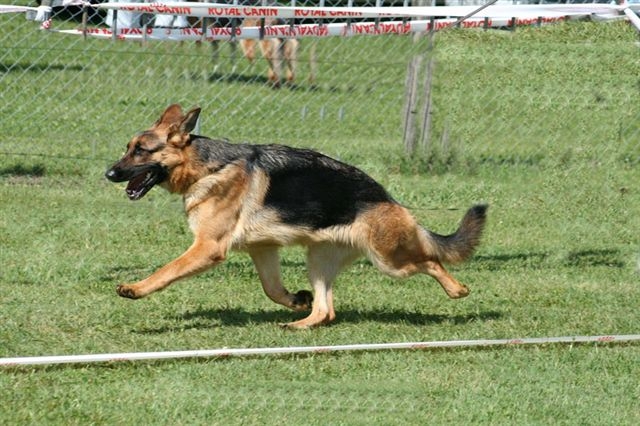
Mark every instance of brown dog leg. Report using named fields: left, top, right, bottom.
left=283, top=38, right=298, bottom=83
left=116, top=239, right=225, bottom=299
left=260, top=38, right=282, bottom=87
left=363, top=203, right=472, bottom=299
left=418, top=259, right=470, bottom=299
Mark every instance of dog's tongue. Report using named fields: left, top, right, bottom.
left=126, top=172, right=149, bottom=200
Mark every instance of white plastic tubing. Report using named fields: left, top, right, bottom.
left=2, top=334, right=639, bottom=367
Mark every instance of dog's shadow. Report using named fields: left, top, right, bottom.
left=206, top=72, right=355, bottom=93
left=138, top=308, right=502, bottom=334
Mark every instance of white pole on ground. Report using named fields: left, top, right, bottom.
left=1, top=334, right=639, bottom=367
left=623, top=7, right=640, bottom=32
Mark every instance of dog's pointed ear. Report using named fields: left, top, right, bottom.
left=179, top=107, right=201, bottom=135
left=154, top=104, right=184, bottom=129
left=167, top=107, right=201, bottom=148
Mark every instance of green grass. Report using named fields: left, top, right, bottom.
left=1, top=13, right=640, bottom=425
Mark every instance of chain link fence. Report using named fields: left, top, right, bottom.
left=2, top=0, right=425, bottom=159
left=1, top=2, right=639, bottom=241
left=2, top=3, right=640, bottom=421
left=2, top=1, right=639, bottom=163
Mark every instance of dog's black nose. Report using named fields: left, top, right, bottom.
left=105, top=168, right=120, bottom=182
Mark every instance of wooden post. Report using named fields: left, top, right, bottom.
left=309, top=0, right=325, bottom=85
left=402, top=55, right=422, bottom=155
left=81, top=5, right=88, bottom=40
left=419, top=18, right=436, bottom=152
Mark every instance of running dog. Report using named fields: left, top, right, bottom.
left=105, top=104, right=488, bottom=329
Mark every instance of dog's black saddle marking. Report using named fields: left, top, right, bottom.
left=192, top=138, right=393, bottom=230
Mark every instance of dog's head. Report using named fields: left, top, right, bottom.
left=105, top=104, right=200, bottom=200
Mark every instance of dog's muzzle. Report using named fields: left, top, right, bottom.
left=105, top=164, right=167, bottom=201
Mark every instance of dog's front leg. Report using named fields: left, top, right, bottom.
left=117, top=238, right=225, bottom=299
left=260, top=38, right=282, bottom=86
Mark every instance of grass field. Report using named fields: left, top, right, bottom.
left=1, top=12, right=640, bottom=425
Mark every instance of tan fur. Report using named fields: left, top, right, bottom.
left=109, top=105, right=486, bottom=329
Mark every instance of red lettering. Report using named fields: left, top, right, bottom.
left=379, top=23, right=410, bottom=34
left=329, top=11, right=362, bottom=17
left=434, top=22, right=453, bottom=31
left=299, top=26, right=311, bottom=36
left=208, top=7, right=240, bottom=16
left=86, top=28, right=110, bottom=35
left=351, top=23, right=376, bottom=34
left=181, top=28, right=202, bottom=36
left=295, top=10, right=327, bottom=18
left=121, top=28, right=142, bottom=35
left=242, top=7, right=277, bottom=17
left=460, top=20, right=484, bottom=28
left=210, top=27, right=232, bottom=36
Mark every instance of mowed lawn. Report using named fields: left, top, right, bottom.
left=1, top=15, right=639, bottom=425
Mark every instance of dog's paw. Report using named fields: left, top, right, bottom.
left=279, top=312, right=333, bottom=329
left=450, top=285, right=470, bottom=299
left=291, top=290, right=313, bottom=311
left=116, top=284, right=141, bottom=299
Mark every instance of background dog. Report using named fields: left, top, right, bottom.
left=105, top=104, right=487, bottom=329
left=239, top=18, right=299, bottom=87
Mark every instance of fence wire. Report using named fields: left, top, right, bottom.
left=2, top=2, right=638, bottom=164
left=2, top=3, right=640, bottom=423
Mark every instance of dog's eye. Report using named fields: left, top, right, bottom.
left=133, top=144, right=144, bottom=155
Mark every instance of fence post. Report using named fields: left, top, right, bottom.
left=402, top=55, right=422, bottom=155
left=419, top=28, right=436, bottom=152
left=81, top=5, right=88, bottom=40
left=403, top=0, right=439, bottom=156
left=112, top=10, right=118, bottom=41
left=309, top=0, right=326, bottom=85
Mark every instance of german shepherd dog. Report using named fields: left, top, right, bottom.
left=239, top=18, right=299, bottom=87
left=105, top=104, right=488, bottom=329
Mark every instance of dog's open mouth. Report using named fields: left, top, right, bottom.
left=125, top=167, right=167, bottom=200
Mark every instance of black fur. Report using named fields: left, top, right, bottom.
left=192, top=137, right=392, bottom=229
left=263, top=150, right=392, bottom=229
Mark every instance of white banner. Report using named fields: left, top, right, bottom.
left=52, top=16, right=578, bottom=41
left=0, top=5, right=37, bottom=13
left=95, top=2, right=636, bottom=20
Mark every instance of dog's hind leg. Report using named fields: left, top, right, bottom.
left=363, top=203, right=478, bottom=299
left=282, top=244, right=359, bottom=329
left=248, top=246, right=313, bottom=311
left=283, top=38, right=298, bottom=84
left=416, top=259, right=470, bottom=299
left=371, top=234, right=471, bottom=299
left=260, top=38, right=282, bottom=87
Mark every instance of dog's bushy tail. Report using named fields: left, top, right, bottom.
left=425, top=204, right=488, bottom=264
